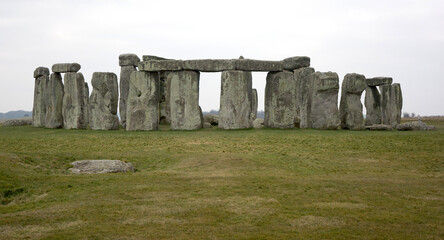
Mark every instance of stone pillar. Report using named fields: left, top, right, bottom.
left=62, top=72, right=89, bottom=129
left=390, top=83, right=403, bottom=127
left=264, top=71, right=296, bottom=129
left=126, top=71, right=159, bottom=131
left=44, top=72, right=64, bottom=128
left=219, top=70, right=253, bottom=129
left=295, top=67, right=315, bottom=128
left=167, top=70, right=203, bottom=130
left=32, top=67, right=50, bottom=127
left=379, top=84, right=391, bottom=125
left=364, top=86, right=381, bottom=126
left=89, top=72, right=119, bottom=130
left=119, top=53, right=140, bottom=128
left=310, top=72, right=340, bottom=130
left=339, top=73, right=366, bottom=130
left=251, top=88, right=258, bottom=121
left=83, top=82, right=90, bottom=128
left=159, top=71, right=171, bottom=124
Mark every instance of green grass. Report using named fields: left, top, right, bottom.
left=0, top=124, right=443, bottom=239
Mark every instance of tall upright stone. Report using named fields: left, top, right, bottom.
left=364, top=86, right=381, bottom=126
left=119, top=53, right=140, bottom=128
left=83, top=83, right=90, bottom=128
left=89, top=72, right=119, bottom=130
left=339, top=73, right=366, bottom=130
left=264, top=71, right=296, bottom=129
left=390, top=83, right=403, bottom=127
left=219, top=70, right=253, bottom=129
left=159, top=71, right=171, bottom=124
left=32, top=67, right=50, bottom=127
left=44, top=73, right=64, bottom=128
left=62, top=72, right=88, bottom=129
left=167, top=70, right=203, bottom=130
left=251, top=89, right=258, bottom=120
left=126, top=71, right=159, bottom=131
left=295, top=67, right=315, bottom=128
left=379, top=84, right=391, bottom=125
left=309, top=72, right=340, bottom=129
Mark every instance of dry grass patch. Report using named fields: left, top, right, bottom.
left=291, top=215, right=345, bottom=230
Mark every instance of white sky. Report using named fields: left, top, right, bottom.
left=0, top=0, right=443, bottom=115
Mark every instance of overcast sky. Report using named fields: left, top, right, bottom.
left=0, top=0, right=443, bottom=115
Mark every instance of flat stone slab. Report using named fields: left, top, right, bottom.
left=52, top=63, right=81, bottom=73
left=3, top=119, right=32, bottom=126
left=142, top=55, right=170, bottom=61
left=396, top=121, right=435, bottom=131
left=139, top=60, right=183, bottom=71
left=183, top=59, right=235, bottom=72
left=366, top=77, right=393, bottom=87
left=235, top=59, right=283, bottom=71
left=34, top=67, right=50, bottom=78
left=365, top=124, right=393, bottom=131
left=69, top=160, right=135, bottom=174
left=119, top=53, right=140, bottom=67
left=282, top=56, right=310, bottom=70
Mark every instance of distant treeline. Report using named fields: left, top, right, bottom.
left=0, top=110, right=32, bottom=119
left=203, top=110, right=265, bottom=119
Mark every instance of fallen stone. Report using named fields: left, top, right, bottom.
left=203, top=122, right=212, bottom=128
left=390, top=83, right=403, bottom=127
left=32, top=67, right=49, bottom=127
left=119, top=53, right=140, bottom=67
left=294, top=67, right=315, bottom=128
left=62, top=73, right=88, bottom=129
left=70, top=160, right=134, bottom=174
left=183, top=59, right=235, bottom=72
left=119, top=65, right=137, bottom=128
left=251, top=89, right=258, bottom=121
left=34, top=67, right=50, bottom=78
left=396, top=121, right=435, bottom=131
left=265, top=70, right=296, bottom=129
left=282, top=56, right=310, bottom=70
left=365, top=124, right=393, bottom=130
left=364, top=86, right=381, bottom=126
left=52, top=63, right=81, bottom=73
left=339, top=73, right=366, bottom=130
left=142, top=55, right=170, bottom=61
left=44, top=73, right=64, bottom=128
left=138, top=60, right=183, bottom=71
left=203, top=114, right=219, bottom=125
left=253, top=118, right=264, bottom=129
left=89, top=72, right=119, bottom=130
left=126, top=71, right=159, bottom=130
left=366, top=77, right=393, bottom=87
left=235, top=59, right=283, bottom=72
left=310, top=71, right=340, bottom=130
left=3, top=119, right=32, bottom=126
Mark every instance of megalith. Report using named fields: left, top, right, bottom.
left=89, top=72, right=119, bottom=130
left=309, top=72, right=340, bottom=130
left=126, top=71, right=159, bottom=131
left=119, top=53, right=140, bottom=128
left=32, top=67, right=50, bottom=127
left=44, top=73, right=64, bottom=128
left=379, top=84, right=391, bottom=125
left=364, top=86, right=381, bottom=126
left=264, top=71, right=296, bottom=128
left=62, top=72, right=89, bottom=129
left=295, top=67, right=315, bottom=128
left=219, top=70, right=253, bottom=129
left=159, top=71, right=171, bottom=124
left=251, top=88, right=258, bottom=121
left=339, top=73, right=366, bottom=130
left=390, top=83, right=403, bottom=127
left=167, top=70, right=203, bottom=130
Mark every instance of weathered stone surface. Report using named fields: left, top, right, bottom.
left=265, top=71, right=296, bottom=129
left=396, top=120, right=434, bottom=131
left=167, top=70, right=203, bottom=130
left=366, top=77, right=393, bottom=87
left=219, top=70, right=253, bottom=129
left=379, top=84, right=391, bottom=125
left=365, top=124, right=393, bottom=131
left=3, top=119, right=32, bottom=126
left=142, top=55, right=170, bottom=61
left=253, top=118, right=264, bottom=129
left=126, top=71, right=159, bottom=131
left=159, top=71, right=171, bottom=124
left=89, top=72, right=119, bottom=130
left=62, top=73, right=88, bottom=129
left=138, top=60, right=183, bottom=71
left=203, top=114, right=219, bottom=125
left=119, top=53, right=140, bottom=67
left=52, top=63, right=81, bottom=73
left=295, top=67, right=315, bottom=128
left=235, top=59, right=283, bottom=72
left=364, top=86, right=381, bottom=126
left=119, top=66, right=137, bottom=128
left=183, top=59, right=235, bottom=72
left=251, top=89, right=258, bottom=120
left=32, top=70, right=49, bottom=127
left=390, top=83, right=403, bottom=127
left=44, top=73, right=64, bottom=128
left=83, top=83, right=90, bottom=128
left=339, top=73, right=366, bottom=130
left=70, top=160, right=134, bottom=174
left=282, top=56, right=310, bottom=70
left=310, top=72, right=340, bottom=129
left=203, top=122, right=212, bottom=128
left=34, top=67, right=50, bottom=78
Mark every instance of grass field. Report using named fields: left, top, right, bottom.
left=0, top=121, right=443, bottom=239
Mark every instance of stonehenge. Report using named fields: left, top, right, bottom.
left=32, top=54, right=404, bottom=131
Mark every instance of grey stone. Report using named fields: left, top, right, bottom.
left=70, top=160, right=134, bottom=174
left=83, top=82, right=90, bottom=128
left=366, top=77, right=393, bottom=87
left=364, top=86, right=381, bottom=126
left=203, top=122, right=212, bottom=128
left=119, top=53, right=140, bottom=67
left=309, top=72, right=340, bottom=130
left=264, top=71, right=296, bottom=129
left=253, top=118, right=264, bottom=129
left=235, top=59, right=283, bottom=72
left=365, top=124, right=393, bottom=131
left=251, top=89, right=258, bottom=120
left=183, top=59, right=235, bottom=72
left=32, top=71, right=49, bottom=127
left=167, top=70, right=203, bottom=130
left=89, top=72, right=119, bottom=130
left=339, top=73, right=366, bottom=130
left=379, top=84, right=391, bottom=125
left=295, top=67, right=315, bottom=128
left=159, top=71, right=171, bottom=124
left=219, top=70, right=253, bottom=129
left=390, top=83, right=403, bottom=127
left=282, top=56, right=310, bottom=70
left=396, top=120, right=434, bottom=131
left=34, top=67, right=50, bottom=78
left=119, top=65, right=137, bottom=128
left=62, top=73, right=88, bottom=129
left=126, top=71, right=159, bottom=131
left=203, top=114, right=219, bottom=125
left=52, top=63, right=81, bottom=73
left=138, top=60, right=183, bottom=71
left=44, top=73, right=64, bottom=128
left=142, top=55, right=170, bottom=61
left=3, top=119, right=32, bottom=126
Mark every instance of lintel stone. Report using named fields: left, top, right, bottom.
left=142, top=55, right=170, bottom=61
left=138, top=60, right=183, bottom=71
left=282, top=56, right=310, bottom=70
left=52, top=63, right=81, bottom=73
left=366, top=77, right=393, bottom=87
left=34, top=67, right=50, bottom=78
left=119, top=53, right=140, bottom=67
left=235, top=59, right=283, bottom=72
left=183, top=59, right=235, bottom=72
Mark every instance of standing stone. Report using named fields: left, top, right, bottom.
left=119, top=53, right=140, bottom=128
left=89, top=72, right=119, bottom=130
left=295, top=67, right=315, bottom=128
left=309, top=72, right=340, bottom=130
left=390, top=83, right=403, bottom=127
left=44, top=73, right=64, bottom=128
left=167, top=70, right=203, bottom=130
left=264, top=71, right=296, bottom=129
left=126, top=71, right=159, bottom=131
left=219, top=70, right=253, bottom=129
left=62, top=73, right=88, bottom=129
left=83, top=83, right=90, bottom=128
left=159, top=71, right=171, bottom=124
left=32, top=67, right=49, bottom=127
left=364, top=86, right=381, bottom=126
left=251, top=89, right=258, bottom=121
left=339, top=73, right=366, bottom=130
left=379, top=84, right=391, bottom=125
